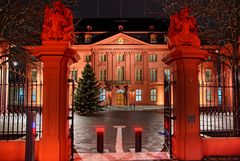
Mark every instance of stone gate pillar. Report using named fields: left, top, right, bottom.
left=163, top=46, right=207, bottom=160
left=34, top=41, right=79, bottom=161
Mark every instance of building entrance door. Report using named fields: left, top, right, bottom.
left=116, top=92, right=124, bottom=105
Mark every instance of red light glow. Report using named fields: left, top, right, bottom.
left=134, top=128, right=143, bottom=132
left=96, top=127, right=105, bottom=133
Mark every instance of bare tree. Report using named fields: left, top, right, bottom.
left=158, top=0, right=240, bottom=134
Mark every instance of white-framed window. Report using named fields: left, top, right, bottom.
left=150, top=89, right=157, bottom=102
left=206, top=89, right=212, bottom=102
left=117, top=54, right=124, bottom=61
left=71, top=69, right=78, bottom=82
left=135, top=53, right=142, bottom=61
left=85, top=55, right=91, bottom=62
left=31, top=69, right=37, bottom=82
left=136, top=89, right=142, bottom=102
left=100, top=54, right=107, bottom=62
left=150, top=69, right=157, bottom=82
left=205, top=68, right=212, bottom=82
left=135, top=69, right=143, bottom=81
left=100, top=69, right=107, bottom=81
left=149, top=54, right=157, bottom=62
left=32, top=87, right=37, bottom=102
left=118, top=66, right=124, bottom=81
left=99, top=89, right=106, bottom=101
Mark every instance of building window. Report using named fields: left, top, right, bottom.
left=84, top=34, right=92, bottom=43
left=71, top=69, right=78, bottom=82
left=100, top=54, right=107, bottom=62
left=99, top=89, right=106, bottom=101
left=85, top=55, right=91, bottom=62
left=218, top=87, right=222, bottom=105
left=164, top=68, right=171, bottom=80
left=117, top=54, right=124, bottom=61
left=32, top=87, right=37, bottom=102
left=118, top=66, right=124, bottom=81
left=135, top=69, right=143, bottom=81
left=32, top=69, right=37, bottom=82
left=150, top=69, right=157, bottom=82
left=205, top=69, right=212, bottom=82
left=149, top=54, right=157, bottom=62
left=100, top=69, right=107, bottom=81
left=150, top=89, right=157, bottom=102
left=206, top=89, right=212, bottom=102
left=135, top=53, right=142, bottom=61
left=150, top=34, right=157, bottom=43
left=136, top=89, right=142, bottom=102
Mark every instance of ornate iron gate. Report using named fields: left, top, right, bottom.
left=68, top=79, right=75, bottom=161
left=163, top=72, right=172, bottom=157
left=0, top=64, right=43, bottom=140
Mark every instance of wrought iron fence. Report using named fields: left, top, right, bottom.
left=199, top=61, right=240, bottom=137
left=0, top=64, right=43, bottom=140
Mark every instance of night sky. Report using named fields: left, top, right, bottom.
left=70, top=0, right=165, bottom=18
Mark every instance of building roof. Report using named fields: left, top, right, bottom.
left=74, top=18, right=169, bottom=44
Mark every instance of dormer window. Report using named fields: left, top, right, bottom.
left=150, top=34, right=157, bottom=43
left=84, top=34, right=92, bottom=43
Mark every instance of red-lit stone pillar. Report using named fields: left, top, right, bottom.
left=34, top=41, right=79, bottom=161
left=162, top=46, right=207, bottom=160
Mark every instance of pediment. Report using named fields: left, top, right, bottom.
left=93, top=33, right=148, bottom=45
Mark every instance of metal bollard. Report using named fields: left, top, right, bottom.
left=96, top=128, right=104, bottom=153
left=134, top=128, right=142, bottom=152
left=25, top=111, right=36, bottom=161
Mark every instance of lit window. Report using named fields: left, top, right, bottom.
left=150, top=34, right=157, bottom=43
left=136, top=89, right=142, bottom=102
left=99, top=89, right=106, bottom=101
left=149, top=54, right=157, bottom=62
left=84, top=34, right=92, bottom=43
left=206, top=89, right=212, bottom=102
left=150, top=89, right=157, bottom=102
left=205, top=69, right=212, bottom=82
left=118, top=67, right=124, bottom=81
left=135, top=53, right=142, bottom=61
left=135, top=69, right=143, bottom=81
left=117, top=54, right=124, bottom=61
left=85, top=55, right=91, bottom=62
left=32, top=69, right=37, bottom=82
left=164, top=68, right=171, bottom=81
left=100, top=69, right=107, bottom=81
left=100, top=54, right=107, bottom=62
left=150, top=69, right=157, bottom=82
left=218, top=87, right=222, bottom=105
left=32, top=87, right=37, bottom=102
left=72, top=69, right=78, bottom=81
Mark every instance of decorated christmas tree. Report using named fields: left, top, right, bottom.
left=74, top=63, right=103, bottom=115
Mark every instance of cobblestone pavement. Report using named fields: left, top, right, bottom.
left=73, top=109, right=165, bottom=153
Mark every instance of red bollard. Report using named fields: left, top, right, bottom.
left=134, top=128, right=142, bottom=152
left=96, top=128, right=104, bottom=153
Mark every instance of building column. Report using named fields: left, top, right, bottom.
left=34, top=41, right=79, bottom=161
left=162, top=46, right=207, bottom=160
